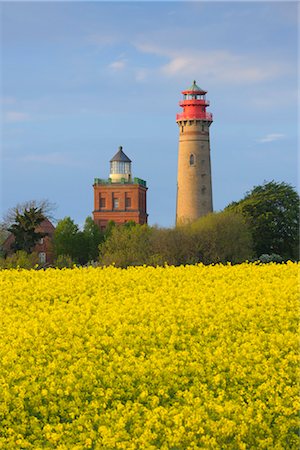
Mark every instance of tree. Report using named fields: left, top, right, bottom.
left=8, top=207, right=47, bottom=254
left=3, top=199, right=55, bottom=228
left=99, top=223, right=153, bottom=267
left=188, top=211, right=253, bottom=264
left=151, top=226, right=197, bottom=266
left=53, top=217, right=81, bottom=263
left=83, top=216, right=103, bottom=262
left=226, top=181, right=299, bottom=260
left=1, top=199, right=56, bottom=255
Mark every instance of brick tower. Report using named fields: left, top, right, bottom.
left=93, top=146, right=148, bottom=230
left=176, top=81, right=213, bottom=225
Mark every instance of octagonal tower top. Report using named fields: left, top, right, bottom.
left=182, top=80, right=207, bottom=95
left=176, top=80, right=213, bottom=123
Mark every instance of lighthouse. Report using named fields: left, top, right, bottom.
left=176, top=81, right=213, bottom=225
left=93, top=146, right=148, bottom=230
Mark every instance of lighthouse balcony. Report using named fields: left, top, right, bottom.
left=179, top=99, right=210, bottom=107
left=94, top=177, right=147, bottom=187
left=176, top=112, right=213, bottom=122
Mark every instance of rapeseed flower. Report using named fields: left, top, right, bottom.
left=0, top=263, right=298, bottom=448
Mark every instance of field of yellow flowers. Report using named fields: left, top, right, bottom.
left=0, top=263, right=299, bottom=449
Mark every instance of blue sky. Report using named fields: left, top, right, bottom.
left=1, top=1, right=298, bottom=227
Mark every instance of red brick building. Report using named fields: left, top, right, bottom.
left=93, top=146, right=148, bottom=230
left=2, top=218, right=55, bottom=265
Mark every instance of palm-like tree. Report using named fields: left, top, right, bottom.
left=8, top=207, right=46, bottom=254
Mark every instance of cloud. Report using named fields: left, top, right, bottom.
left=108, top=59, right=127, bottom=71
left=135, top=43, right=291, bottom=84
left=258, top=133, right=285, bottom=143
left=4, top=111, right=30, bottom=123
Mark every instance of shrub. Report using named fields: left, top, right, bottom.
left=0, top=251, right=39, bottom=269
left=188, top=211, right=254, bottom=264
left=55, top=254, right=74, bottom=269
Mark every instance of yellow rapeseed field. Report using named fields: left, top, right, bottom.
left=0, top=263, right=299, bottom=449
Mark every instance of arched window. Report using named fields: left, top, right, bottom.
left=190, top=154, right=195, bottom=165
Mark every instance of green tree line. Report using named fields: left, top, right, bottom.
left=1, top=181, right=298, bottom=268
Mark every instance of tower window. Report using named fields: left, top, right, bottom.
left=113, top=198, right=119, bottom=209
left=181, top=126, right=184, bottom=133
left=100, top=198, right=106, bottom=208
left=125, top=197, right=131, bottom=208
left=189, top=154, right=195, bottom=166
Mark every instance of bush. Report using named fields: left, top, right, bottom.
left=150, top=226, right=197, bottom=266
left=99, top=224, right=153, bottom=267
left=188, top=211, right=254, bottom=264
left=55, top=254, right=74, bottom=269
left=0, top=251, right=39, bottom=269
left=98, top=212, right=253, bottom=268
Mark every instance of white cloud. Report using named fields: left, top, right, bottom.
left=4, top=111, right=30, bottom=123
left=162, top=51, right=287, bottom=83
left=135, top=43, right=291, bottom=84
left=258, top=133, right=285, bottom=143
left=109, top=59, right=127, bottom=71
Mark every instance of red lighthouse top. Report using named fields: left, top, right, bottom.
left=176, top=81, right=213, bottom=123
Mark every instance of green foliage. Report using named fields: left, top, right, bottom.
left=99, top=224, right=153, bottom=267
left=188, top=211, right=254, bottom=264
left=151, top=227, right=197, bottom=266
left=99, top=212, right=253, bottom=267
left=226, top=181, right=299, bottom=260
left=53, top=217, right=104, bottom=266
left=53, top=217, right=80, bottom=263
left=83, top=216, right=103, bottom=262
left=104, top=220, right=116, bottom=240
left=8, top=207, right=46, bottom=254
left=0, top=251, right=39, bottom=269
left=55, top=254, right=74, bottom=269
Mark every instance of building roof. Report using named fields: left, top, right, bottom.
left=110, top=146, right=132, bottom=163
left=36, top=218, right=55, bottom=235
left=183, top=80, right=207, bottom=94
